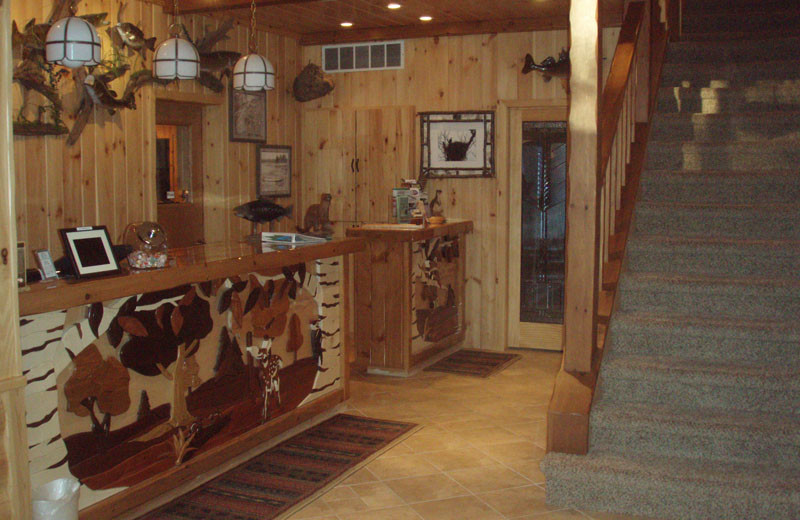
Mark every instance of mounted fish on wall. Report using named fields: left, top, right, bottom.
left=11, top=0, right=239, bottom=144
left=522, top=48, right=570, bottom=92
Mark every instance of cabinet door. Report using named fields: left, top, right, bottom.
left=355, top=107, right=416, bottom=224
left=301, top=108, right=356, bottom=235
left=301, top=106, right=416, bottom=230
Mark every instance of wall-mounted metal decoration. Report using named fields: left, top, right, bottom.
left=419, top=111, right=495, bottom=184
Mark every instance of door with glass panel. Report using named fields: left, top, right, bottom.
left=508, top=108, right=568, bottom=351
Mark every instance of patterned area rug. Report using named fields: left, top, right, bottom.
left=139, top=414, right=418, bottom=520
left=424, top=348, right=521, bottom=378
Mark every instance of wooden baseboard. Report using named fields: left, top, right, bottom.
left=410, top=331, right=465, bottom=367
left=79, top=390, right=345, bottom=520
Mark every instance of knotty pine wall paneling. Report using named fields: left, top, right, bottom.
left=12, top=0, right=302, bottom=262
left=301, top=29, right=619, bottom=351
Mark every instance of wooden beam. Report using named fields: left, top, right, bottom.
left=174, top=0, right=320, bottom=15
left=299, top=17, right=570, bottom=46
left=563, top=0, right=601, bottom=374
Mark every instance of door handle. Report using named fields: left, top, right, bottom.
left=355, top=158, right=360, bottom=172
left=350, top=158, right=355, bottom=173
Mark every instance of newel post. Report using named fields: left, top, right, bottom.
left=564, top=0, right=601, bottom=373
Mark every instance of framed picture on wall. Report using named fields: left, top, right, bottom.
left=229, top=86, right=267, bottom=143
left=59, top=226, right=121, bottom=279
left=419, top=111, right=495, bottom=180
left=257, top=145, right=292, bottom=198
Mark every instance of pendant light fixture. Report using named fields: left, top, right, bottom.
left=153, top=0, right=200, bottom=80
left=233, top=0, right=275, bottom=91
left=45, top=7, right=101, bottom=68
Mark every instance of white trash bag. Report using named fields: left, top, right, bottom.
left=32, top=477, right=80, bottom=520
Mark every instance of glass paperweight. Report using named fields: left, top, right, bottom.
left=123, top=222, right=169, bottom=270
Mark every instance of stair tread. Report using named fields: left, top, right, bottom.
left=603, top=354, right=800, bottom=382
left=628, top=234, right=800, bottom=249
left=544, top=451, right=800, bottom=488
left=638, top=200, right=800, bottom=211
left=612, top=310, right=800, bottom=336
left=593, top=402, right=800, bottom=436
left=643, top=168, right=800, bottom=177
left=620, top=271, right=800, bottom=289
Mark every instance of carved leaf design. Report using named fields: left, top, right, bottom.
left=287, top=313, right=303, bottom=354
left=108, top=320, right=123, bottom=348
left=219, top=288, right=233, bottom=313
left=231, top=292, right=243, bottom=329
left=179, top=287, right=196, bottom=306
left=298, top=262, right=307, bottom=285
left=118, top=316, right=148, bottom=337
left=265, top=313, right=287, bottom=338
left=288, top=280, right=297, bottom=300
left=171, top=306, right=184, bottom=336
left=88, top=302, right=103, bottom=338
left=244, top=286, right=262, bottom=315
left=198, top=281, right=213, bottom=298
left=282, top=266, right=294, bottom=282
left=155, top=303, right=171, bottom=330
left=265, top=279, right=275, bottom=305
left=120, top=296, right=138, bottom=316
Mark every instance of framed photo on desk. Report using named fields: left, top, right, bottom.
left=59, top=226, right=121, bottom=279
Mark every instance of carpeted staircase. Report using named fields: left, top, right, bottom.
left=541, top=1, right=800, bottom=518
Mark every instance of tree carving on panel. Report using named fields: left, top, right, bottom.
left=413, top=237, right=461, bottom=347
left=51, top=264, right=333, bottom=492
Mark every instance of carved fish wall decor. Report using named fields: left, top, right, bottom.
left=107, top=3, right=156, bottom=59
left=234, top=200, right=293, bottom=224
left=522, top=48, right=571, bottom=82
left=83, top=75, right=136, bottom=115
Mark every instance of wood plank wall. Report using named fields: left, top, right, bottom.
left=301, top=29, right=619, bottom=352
left=12, top=0, right=302, bottom=263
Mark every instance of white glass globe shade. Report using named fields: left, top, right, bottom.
left=233, top=53, right=275, bottom=91
left=45, top=17, right=101, bottom=68
left=153, top=37, right=200, bottom=80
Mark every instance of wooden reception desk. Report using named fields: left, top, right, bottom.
left=347, top=220, right=473, bottom=376
left=18, top=238, right=363, bottom=519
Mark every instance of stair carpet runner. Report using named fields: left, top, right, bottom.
left=542, top=1, right=800, bottom=518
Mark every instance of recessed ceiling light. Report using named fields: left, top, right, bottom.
left=340, top=21, right=353, bottom=27
left=387, top=2, right=402, bottom=9
left=419, top=15, right=433, bottom=22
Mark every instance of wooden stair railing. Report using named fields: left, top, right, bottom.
left=547, top=0, right=669, bottom=455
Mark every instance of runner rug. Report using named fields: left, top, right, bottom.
left=424, top=348, right=521, bottom=378
left=139, top=414, right=419, bottom=520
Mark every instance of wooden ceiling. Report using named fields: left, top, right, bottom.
left=168, top=0, right=625, bottom=45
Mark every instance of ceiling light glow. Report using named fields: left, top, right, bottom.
left=387, top=3, right=402, bottom=9
left=419, top=15, right=433, bottom=22
left=341, top=21, right=353, bottom=27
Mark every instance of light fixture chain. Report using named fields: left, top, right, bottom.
left=249, top=0, right=257, bottom=53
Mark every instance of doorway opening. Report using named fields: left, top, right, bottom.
left=155, top=100, right=205, bottom=248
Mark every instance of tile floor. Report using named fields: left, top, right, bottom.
left=287, top=349, right=643, bottom=520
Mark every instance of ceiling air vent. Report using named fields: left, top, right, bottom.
left=322, top=41, right=404, bottom=73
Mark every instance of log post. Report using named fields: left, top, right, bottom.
left=564, top=0, right=601, bottom=373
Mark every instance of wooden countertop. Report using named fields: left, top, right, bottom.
left=346, top=219, right=473, bottom=241
left=18, top=238, right=364, bottom=316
